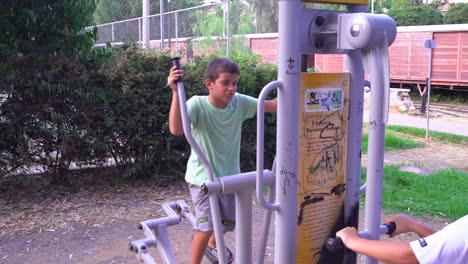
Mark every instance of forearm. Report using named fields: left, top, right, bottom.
left=347, top=238, right=418, bottom=264
left=264, top=98, right=277, bottom=113
left=408, top=220, right=435, bottom=238
left=169, top=91, right=184, bottom=135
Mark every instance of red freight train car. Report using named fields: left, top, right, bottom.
left=314, top=24, right=468, bottom=90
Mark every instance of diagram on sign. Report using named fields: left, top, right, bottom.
left=305, top=88, right=343, bottom=112
left=301, top=111, right=346, bottom=192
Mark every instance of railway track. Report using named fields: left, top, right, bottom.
left=413, top=101, right=468, bottom=118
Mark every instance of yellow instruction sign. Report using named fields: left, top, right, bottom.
left=296, top=73, right=349, bottom=263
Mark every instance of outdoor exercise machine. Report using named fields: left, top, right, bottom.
left=129, top=0, right=397, bottom=263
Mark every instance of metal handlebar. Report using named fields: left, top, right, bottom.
left=171, top=57, right=228, bottom=264
left=256, top=80, right=282, bottom=211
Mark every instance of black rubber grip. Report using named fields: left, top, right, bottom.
left=171, top=57, right=183, bottom=83
left=172, top=57, right=181, bottom=69
left=384, top=221, right=397, bottom=235
left=326, top=236, right=344, bottom=253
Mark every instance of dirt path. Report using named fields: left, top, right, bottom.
left=1, top=140, right=466, bottom=264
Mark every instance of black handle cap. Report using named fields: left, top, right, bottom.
left=326, top=237, right=344, bottom=253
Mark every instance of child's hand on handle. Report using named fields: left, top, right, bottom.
left=336, top=227, right=360, bottom=248
left=385, top=214, right=415, bottom=237
left=386, top=213, right=434, bottom=238
left=167, top=66, right=183, bottom=92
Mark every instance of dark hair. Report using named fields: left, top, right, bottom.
left=205, top=58, right=240, bottom=81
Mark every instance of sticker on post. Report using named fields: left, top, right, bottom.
left=305, top=88, right=343, bottom=112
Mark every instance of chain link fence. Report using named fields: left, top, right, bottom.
left=86, top=1, right=280, bottom=54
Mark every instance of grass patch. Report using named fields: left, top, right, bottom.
left=387, top=125, right=468, bottom=144
left=361, top=165, right=468, bottom=221
left=362, top=129, right=424, bottom=154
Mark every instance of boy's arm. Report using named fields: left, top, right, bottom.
left=168, top=66, right=184, bottom=136
left=337, top=227, right=418, bottom=264
left=387, top=214, right=435, bottom=238
left=264, top=98, right=277, bottom=113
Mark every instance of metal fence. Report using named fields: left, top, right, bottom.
left=86, top=1, right=279, bottom=56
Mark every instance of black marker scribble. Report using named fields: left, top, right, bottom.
left=297, top=194, right=325, bottom=225
left=309, top=150, right=334, bottom=175
left=296, top=184, right=346, bottom=225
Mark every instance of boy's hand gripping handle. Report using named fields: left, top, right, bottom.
left=326, top=222, right=396, bottom=253
left=171, top=57, right=183, bottom=83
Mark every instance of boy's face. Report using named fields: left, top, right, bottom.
left=205, top=72, right=239, bottom=109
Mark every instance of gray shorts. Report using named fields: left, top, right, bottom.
left=189, top=184, right=236, bottom=232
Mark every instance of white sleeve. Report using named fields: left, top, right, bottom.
left=409, top=215, right=468, bottom=264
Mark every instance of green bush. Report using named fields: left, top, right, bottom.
left=1, top=42, right=278, bottom=181
left=443, top=3, right=468, bottom=24
left=0, top=0, right=98, bottom=182
left=89, top=45, right=188, bottom=179
left=0, top=0, right=278, bottom=181
left=388, top=6, right=443, bottom=26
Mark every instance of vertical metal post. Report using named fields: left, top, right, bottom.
left=142, top=0, right=150, bottom=49
left=175, top=12, right=179, bottom=53
left=167, top=0, right=172, bottom=51
left=275, top=0, right=301, bottom=263
left=111, top=23, right=115, bottom=45
left=138, top=18, right=142, bottom=46
left=235, top=188, right=253, bottom=263
left=160, top=0, right=165, bottom=50
left=226, top=0, right=230, bottom=57
left=344, top=6, right=367, bottom=264
left=344, top=50, right=364, bottom=264
left=425, top=39, right=436, bottom=140
left=363, top=48, right=387, bottom=264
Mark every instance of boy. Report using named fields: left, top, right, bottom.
left=167, top=58, right=277, bottom=264
left=336, top=213, right=468, bottom=264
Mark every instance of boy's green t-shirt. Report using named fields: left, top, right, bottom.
left=185, top=93, right=258, bottom=187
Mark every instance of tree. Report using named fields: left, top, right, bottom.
left=443, top=3, right=468, bottom=24
left=246, top=0, right=278, bottom=33
left=0, top=0, right=97, bottom=56
left=388, top=5, right=442, bottom=26
left=0, top=0, right=98, bottom=181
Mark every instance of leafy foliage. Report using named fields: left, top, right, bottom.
left=91, top=46, right=190, bottom=179
left=388, top=5, right=442, bottom=26
left=443, top=3, right=468, bottom=24
left=0, top=0, right=98, bottom=182
left=0, top=0, right=97, bottom=57
left=1, top=36, right=278, bottom=182
left=245, top=0, right=278, bottom=33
